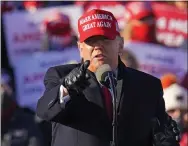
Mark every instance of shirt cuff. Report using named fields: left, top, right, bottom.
left=59, top=85, right=71, bottom=105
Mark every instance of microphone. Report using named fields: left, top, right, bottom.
left=95, top=64, right=118, bottom=146
left=95, top=64, right=117, bottom=89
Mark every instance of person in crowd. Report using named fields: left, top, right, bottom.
left=163, top=83, right=188, bottom=146
left=121, top=2, right=157, bottom=43
left=23, top=1, right=44, bottom=13
left=1, top=69, right=14, bottom=99
left=119, top=49, right=139, bottom=69
left=36, top=9, right=180, bottom=146
left=1, top=1, right=15, bottom=13
left=160, top=73, right=178, bottom=89
left=167, top=1, right=188, bottom=11
left=41, top=11, right=77, bottom=51
left=1, top=70, right=47, bottom=146
left=181, top=72, right=188, bottom=90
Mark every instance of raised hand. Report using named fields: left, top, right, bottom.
left=62, top=60, right=90, bottom=92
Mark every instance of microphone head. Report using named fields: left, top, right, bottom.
left=95, top=64, right=112, bottom=86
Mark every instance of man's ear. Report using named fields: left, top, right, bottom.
left=118, top=36, right=124, bottom=53
left=77, top=41, right=83, bottom=58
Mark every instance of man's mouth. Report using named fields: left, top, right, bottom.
left=94, top=54, right=106, bottom=61
left=95, top=54, right=104, bottom=58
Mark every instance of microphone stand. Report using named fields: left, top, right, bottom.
left=107, top=72, right=118, bottom=146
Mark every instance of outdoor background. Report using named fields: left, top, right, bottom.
left=1, top=1, right=187, bottom=146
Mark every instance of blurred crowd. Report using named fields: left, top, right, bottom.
left=1, top=1, right=188, bottom=146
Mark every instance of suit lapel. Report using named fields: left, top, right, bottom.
left=117, top=60, right=135, bottom=117
left=82, top=70, right=104, bottom=109
left=116, top=60, right=125, bottom=111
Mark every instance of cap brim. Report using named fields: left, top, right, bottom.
left=79, top=29, right=117, bottom=42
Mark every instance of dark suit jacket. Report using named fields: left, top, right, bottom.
left=36, top=61, right=165, bottom=146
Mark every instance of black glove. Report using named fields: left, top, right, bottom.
left=164, top=114, right=181, bottom=142
left=62, top=60, right=90, bottom=92
left=152, top=114, right=180, bottom=146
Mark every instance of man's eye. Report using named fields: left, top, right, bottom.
left=85, top=39, right=94, bottom=44
left=103, top=38, right=110, bottom=42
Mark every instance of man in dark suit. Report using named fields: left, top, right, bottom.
left=36, top=9, right=179, bottom=146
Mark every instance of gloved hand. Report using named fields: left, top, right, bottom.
left=164, top=114, right=181, bottom=142
left=152, top=113, right=180, bottom=146
left=62, top=60, right=90, bottom=92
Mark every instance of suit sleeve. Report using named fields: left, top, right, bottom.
left=154, top=80, right=180, bottom=146
left=36, top=67, right=70, bottom=122
left=155, top=79, right=166, bottom=132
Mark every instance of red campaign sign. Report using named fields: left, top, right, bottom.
left=152, top=2, right=187, bottom=47
left=79, top=1, right=126, bottom=29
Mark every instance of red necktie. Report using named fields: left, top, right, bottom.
left=102, top=86, right=113, bottom=120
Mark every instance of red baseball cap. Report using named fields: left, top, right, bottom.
left=23, top=1, right=44, bottom=9
left=78, top=9, right=120, bottom=42
left=43, top=12, right=71, bottom=35
left=124, top=2, right=153, bottom=22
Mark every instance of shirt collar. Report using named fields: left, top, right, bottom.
left=113, top=68, right=118, bottom=79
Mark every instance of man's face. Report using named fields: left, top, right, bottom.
left=78, top=35, right=123, bottom=72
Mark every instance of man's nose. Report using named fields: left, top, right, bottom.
left=93, top=40, right=104, bottom=49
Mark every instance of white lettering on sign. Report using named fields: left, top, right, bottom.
left=79, top=14, right=113, bottom=25
left=156, top=32, right=185, bottom=47
left=168, top=19, right=188, bottom=34
left=156, top=17, right=187, bottom=34
left=156, top=17, right=167, bottom=29
left=156, top=16, right=187, bottom=47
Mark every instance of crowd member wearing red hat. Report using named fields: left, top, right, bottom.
left=119, top=49, right=139, bottom=70
left=41, top=11, right=77, bottom=51
left=23, top=1, right=44, bottom=13
left=36, top=9, right=180, bottom=146
left=122, top=2, right=157, bottom=43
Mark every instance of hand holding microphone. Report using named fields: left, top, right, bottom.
left=151, top=113, right=180, bottom=146
left=62, top=60, right=90, bottom=92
